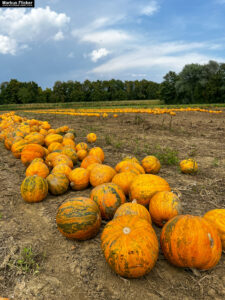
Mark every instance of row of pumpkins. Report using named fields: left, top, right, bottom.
left=0, top=112, right=224, bottom=279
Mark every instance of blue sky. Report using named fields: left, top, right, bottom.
left=0, top=0, right=225, bottom=88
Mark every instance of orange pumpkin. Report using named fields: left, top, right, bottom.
left=81, top=155, right=102, bottom=169
left=69, top=168, right=90, bottom=190
left=62, top=138, right=76, bottom=149
left=180, top=159, right=198, bottom=174
left=112, top=171, right=137, bottom=195
left=86, top=163, right=102, bottom=173
left=48, top=142, right=63, bottom=153
left=24, top=132, right=45, bottom=145
left=62, top=147, right=78, bottom=164
left=101, top=215, right=159, bottom=278
left=21, top=175, right=48, bottom=203
left=39, top=128, right=48, bottom=136
left=90, top=183, right=126, bottom=220
left=45, top=152, right=61, bottom=167
left=122, top=156, right=139, bottom=164
left=45, top=134, right=63, bottom=147
left=52, top=164, right=72, bottom=179
left=114, top=200, right=152, bottom=223
left=87, top=133, right=97, bottom=143
left=149, top=191, right=182, bottom=226
left=46, top=173, right=69, bottom=195
left=89, top=147, right=104, bottom=162
left=11, top=139, right=29, bottom=158
left=129, top=174, right=171, bottom=206
left=64, top=132, right=75, bottom=140
left=161, top=215, right=222, bottom=270
left=90, top=164, right=116, bottom=187
left=51, top=154, right=73, bottom=169
left=141, top=155, right=161, bottom=174
left=56, top=197, right=101, bottom=240
left=115, top=161, right=145, bottom=174
left=204, top=209, right=225, bottom=250
left=21, top=144, right=45, bottom=166
left=25, top=161, right=49, bottom=178
left=77, top=149, right=88, bottom=161
left=75, top=142, right=88, bottom=152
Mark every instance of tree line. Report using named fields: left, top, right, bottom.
left=0, top=60, right=225, bottom=105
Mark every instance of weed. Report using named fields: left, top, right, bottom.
left=153, top=146, right=179, bottom=165
left=105, top=134, right=112, bottom=146
left=188, top=145, right=198, bottom=157
left=133, top=115, right=145, bottom=126
left=212, top=157, right=219, bottom=167
left=0, top=212, right=2, bottom=219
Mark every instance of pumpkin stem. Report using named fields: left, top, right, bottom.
left=123, top=227, right=131, bottom=234
left=132, top=199, right=137, bottom=204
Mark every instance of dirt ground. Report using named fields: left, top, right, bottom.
left=0, top=110, right=225, bottom=300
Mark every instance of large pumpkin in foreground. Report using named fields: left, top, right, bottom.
left=204, top=209, right=225, bottom=250
left=101, top=215, right=159, bottom=278
left=21, top=175, right=48, bottom=203
left=129, top=174, right=171, bottom=206
left=56, top=197, right=101, bottom=240
left=160, top=215, right=222, bottom=270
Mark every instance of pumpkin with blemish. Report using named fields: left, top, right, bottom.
left=46, top=173, right=69, bottom=195
left=90, top=164, right=116, bottom=187
left=75, top=142, right=88, bottom=152
left=81, top=155, right=102, bottom=169
left=56, top=197, right=101, bottom=240
left=21, top=175, right=48, bottom=203
left=129, top=174, right=171, bottom=206
left=69, top=168, right=90, bottom=190
left=160, top=215, right=222, bottom=270
left=180, top=159, right=198, bottom=174
left=52, top=164, right=72, bottom=179
left=62, top=147, right=78, bottom=164
left=51, top=154, right=73, bottom=169
left=141, top=155, right=161, bottom=174
left=87, top=133, right=97, bottom=143
left=112, top=171, right=137, bottom=195
left=48, top=142, right=63, bottom=153
left=90, top=183, right=126, bottom=220
left=24, top=132, right=45, bottom=145
left=26, top=161, right=49, bottom=178
left=45, top=152, right=61, bottom=167
left=101, top=215, right=158, bottom=278
left=21, top=144, right=45, bottom=166
left=115, top=161, right=145, bottom=174
left=44, top=134, right=63, bottom=147
left=114, top=200, right=152, bottom=224
left=89, top=147, right=104, bottom=162
left=11, top=139, right=29, bottom=158
left=204, top=209, right=225, bottom=250
left=149, top=191, right=182, bottom=226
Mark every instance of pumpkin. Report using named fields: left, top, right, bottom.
left=64, top=132, right=75, bottom=140
left=90, top=183, right=126, bottom=220
left=62, top=138, right=76, bottom=149
left=62, top=147, right=78, bottom=164
left=11, top=139, right=29, bottom=158
left=160, top=215, right=222, bottom=270
left=129, top=174, right=171, bottom=206
left=39, top=128, right=48, bottom=136
left=41, top=122, right=51, bottom=130
left=89, top=147, right=104, bottom=162
left=114, top=200, right=152, bottom=223
left=81, top=155, right=102, bottom=169
left=21, top=144, right=45, bottom=166
left=180, top=159, right=198, bottom=174
left=75, top=142, right=88, bottom=152
left=141, top=155, right=161, bottom=174
left=25, top=161, right=49, bottom=178
left=90, top=164, right=116, bottom=187
left=112, top=171, right=137, bottom=195
left=4, top=137, right=14, bottom=150
left=24, top=132, right=45, bottom=145
left=115, top=161, right=145, bottom=174
left=87, top=133, right=97, bottom=143
left=52, top=164, right=72, bottom=179
left=30, top=158, right=44, bottom=164
left=86, top=163, right=102, bottom=173
left=48, top=129, right=56, bottom=134
left=204, top=209, right=225, bottom=250
left=56, top=197, right=101, bottom=240
left=46, top=173, right=69, bottom=195
left=51, top=154, right=73, bottom=169
left=122, top=156, right=139, bottom=163
left=48, top=142, right=63, bottom=153
left=77, top=149, right=88, bottom=161
left=45, top=152, right=61, bottom=167
left=45, top=134, right=63, bottom=147
left=101, top=215, right=159, bottom=278
left=21, top=175, right=48, bottom=203
left=149, top=191, right=182, bottom=226
left=69, top=168, right=90, bottom=190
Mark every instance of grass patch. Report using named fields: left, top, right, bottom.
left=153, top=145, right=179, bottom=165
left=212, top=157, right=219, bottom=167
left=0, top=212, right=2, bottom=219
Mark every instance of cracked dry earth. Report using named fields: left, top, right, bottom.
left=0, top=110, right=225, bottom=300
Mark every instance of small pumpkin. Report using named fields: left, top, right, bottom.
left=25, top=161, right=49, bottom=178
left=141, top=155, right=161, bottom=174
left=89, top=147, right=104, bottom=162
left=77, top=149, right=88, bottom=161
left=62, top=138, right=76, bottom=149
left=86, top=163, right=102, bottom=173
left=45, top=152, right=61, bottom=167
left=115, top=161, right=145, bottom=174
left=122, top=156, right=139, bottom=164
left=87, top=133, right=97, bottom=143
left=21, top=175, right=48, bottom=203
left=149, top=191, right=182, bottom=226
left=52, top=164, right=72, bottom=179
left=45, top=134, right=63, bottom=147
left=51, top=154, right=73, bottom=169
left=11, top=139, right=29, bottom=158
left=69, top=168, right=90, bottom=190
left=90, top=164, right=116, bottom=187
left=160, top=215, right=222, bottom=270
left=90, top=183, right=126, bottom=220
left=180, top=159, right=198, bottom=174
left=56, top=197, right=101, bottom=240
left=112, top=171, right=137, bottom=195
left=75, top=142, right=88, bottom=152
left=101, top=215, right=159, bottom=278
left=24, top=132, right=45, bottom=145
left=21, top=144, right=45, bottom=166
left=62, top=147, right=78, bottom=164
left=46, top=173, right=69, bottom=195
left=64, top=132, right=75, bottom=140
left=48, top=142, right=63, bottom=153
left=81, top=155, right=102, bottom=169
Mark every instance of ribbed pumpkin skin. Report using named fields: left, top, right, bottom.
left=45, top=134, right=63, bottom=147
left=21, top=175, right=48, bottom=203
left=87, top=133, right=97, bottom=143
left=45, top=152, right=61, bottom=167
left=62, top=138, right=76, bottom=149
left=48, top=142, right=63, bottom=153
left=11, top=139, right=29, bottom=158
left=81, top=155, right=102, bottom=169
left=24, top=133, right=45, bottom=145
left=114, top=201, right=152, bottom=224
left=129, top=174, right=171, bottom=206
left=112, top=171, right=137, bottom=195
left=160, top=215, right=222, bottom=270
left=141, top=156, right=161, bottom=174
left=180, top=159, right=198, bottom=174
left=90, top=164, right=116, bottom=187
left=89, top=147, right=104, bottom=162
left=86, top=163, right=101, bottom=173
left=115, top=161, right=145, bottom=174
left=101, top=215, right=159, bottom=278
left=52, top=164, right=72, bottom=179
left=90, top=183, right=126, bottom=220
left=69, top=168, right=90, bottom=190
left=46, top=173, right=69, bottom=195
left=77, top=149, right=88, bottom=161
left=56, top=197, right=101, bottom=240
left=64, top=132, right=75, bottom=140
left=76, top=142, right=88, bottom=152
left=204, top=209, right=225, bottom=250
left=21, top=144, right=45, bottom=166
left=149, top=191, right=182, bottom=226
left=62, top=147, right=78, bottom=164
left=122, top=156, right=139, bottom=164
left=51, top=154, right=73, bottom=169
left=25, top=162, right=50, bottom=178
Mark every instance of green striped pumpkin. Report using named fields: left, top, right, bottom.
left=21, top=175, right=48, bottom=203
left=46, top=173, right=69, bottom=195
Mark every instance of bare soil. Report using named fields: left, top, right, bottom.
left=0, top=110, right=225, bottom=300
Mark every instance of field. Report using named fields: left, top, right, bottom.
left=0, top=108, right=225, bottom=300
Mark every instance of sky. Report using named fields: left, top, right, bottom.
left=0, top=0, right=225, bottom=88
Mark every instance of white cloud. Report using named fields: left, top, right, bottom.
left=140, top=1, right=159, bottom=16
left=0, top=35, right=17, bottom=55
left=0, top=6, right=70, bottom=54
left=90, top=48, right=110, bottom=62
